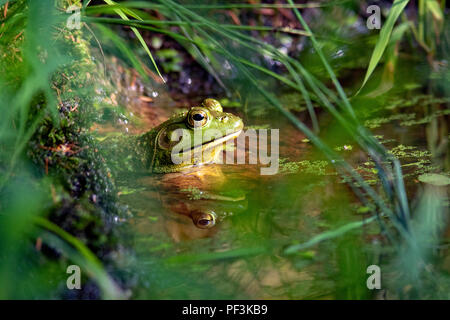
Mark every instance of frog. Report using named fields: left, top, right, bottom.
left=101, top=98, right=244, bottom=174
left=102, top=98, right=247, bottom=230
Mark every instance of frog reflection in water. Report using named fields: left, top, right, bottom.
left=134, top=163, right=248, bottom=241
left=103, top=99, right=246, bottom=232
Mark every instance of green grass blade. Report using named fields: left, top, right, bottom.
left=286, top=0, right=356, bottom=120
left=87, top=1, right=350, bottom=11
left=102, top=0, right=165, bottom=82
left=357, top=0, right=410, bottom=94
left=426, top=0, right=444, bottom=22
left=33, top=216, right=124, bottom=299
left=166, top=246, right=267, bottom=264
left=284, top=216, right=378, bottom=254
left=95, top=23, right=148, bottom=79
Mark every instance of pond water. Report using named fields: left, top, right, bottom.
left=101, top=86, right=448, bottom=299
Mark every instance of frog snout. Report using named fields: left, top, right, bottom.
left=234, top=118, right=244, bottom=131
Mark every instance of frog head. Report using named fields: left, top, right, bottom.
left=147, top=99, right=243, bottom=173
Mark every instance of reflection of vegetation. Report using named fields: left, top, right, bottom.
left=364, top=113, right=416, bottom=129
left=400, top=109, right=450, bottom=127
left=354, top=142, right=441, bottom=187
left=363, top=95, right=450, bottom=129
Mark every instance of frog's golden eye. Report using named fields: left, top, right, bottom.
left=192, top=211, right=216, bottom=229
left=187, top=109, right=209, bottom=128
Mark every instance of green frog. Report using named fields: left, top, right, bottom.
left=102, top=98, right=243, bottom=174
left=104, top=99, right=247, bottom=230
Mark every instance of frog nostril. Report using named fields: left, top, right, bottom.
left=220, top=116, right=229, bottom=123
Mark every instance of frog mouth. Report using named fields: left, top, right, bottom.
left=165, top=129, right=242, bottom=170
left=189, top=129, right=242, bottom=152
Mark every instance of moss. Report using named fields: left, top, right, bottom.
left=278, top=158, right=332, bottom=175
left=352, top=142, right=441, bottom=189
left=362, top=94, right=450, bottom=129
left=334, top=144, right=353, bottom=151
left=364, top=113, right=416, bottom=129
left=48, top=69, right=127, bottom=240
left=399, top=109, right=450, bottom=127
left=0, top=1, right=133, bottom=297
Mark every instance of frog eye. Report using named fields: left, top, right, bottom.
left=187, top=109, right=209, bottom=128
left=192, top=211, right=216, bottom=229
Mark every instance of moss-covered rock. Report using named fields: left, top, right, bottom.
left=0, top=0, right=133, bottom=298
